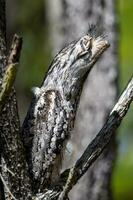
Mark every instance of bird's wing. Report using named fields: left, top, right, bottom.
left=22, top=89, right=72, bottom=188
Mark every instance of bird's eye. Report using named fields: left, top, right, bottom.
left=81, top=37, right=92, bottom=51
left=78, top=49, right=92, bottom=59
left=77, top=51, right=88, bottom=59
left=80, top=51, right=88, bottom=56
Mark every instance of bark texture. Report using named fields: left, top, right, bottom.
left=47, top=0, right=118, bottom=199
left=0, top=1, right=31, bottom=199
left=0, top=1, right=6, bottom=199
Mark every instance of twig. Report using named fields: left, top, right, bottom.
left=61, top=76, right=133, bottom=198
left=0, top=165, right=15, bottom=177
left=58, top=167, right=75, bottom=200
left=0, top=34, right=22, bottom=112
left=0, top=0, right=6, bottom=59
left=0, top=173, right=17, bottom=200
left=0, top=1, right=7, bottom=199
left=0, top=34, right=32, bottom=199
left=75, top=77, right=133, bottom=177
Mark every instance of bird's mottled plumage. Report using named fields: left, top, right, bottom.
left=22, top=30, right=109, bottom=191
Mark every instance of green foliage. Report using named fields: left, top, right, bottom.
left=112, top=1, right=133, bottom=200
left=15, top=0, right=51, bottom=95
left=118, top=0, right=133, bottom=86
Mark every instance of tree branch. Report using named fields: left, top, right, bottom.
left=0, top=0, right=6, bottom=58
left=0, top=34, right=22, bottom=112
left=0, top=1, right=7, bottom=199
left=0, top=1, right=32, bottom=199
left=35, top=76, right=133, bottom=199
left=0, top=51, right=32, bottom=200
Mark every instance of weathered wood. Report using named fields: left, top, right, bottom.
left=0, top=1, right=32, bottom=199
left=0, top=1, right=7, bottom=199
left=0, top=34, right=22, bottom=112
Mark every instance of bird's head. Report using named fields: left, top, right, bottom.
left=44, top=27, right=109, bottom=97
left=63, top=33, right=109, bottom=78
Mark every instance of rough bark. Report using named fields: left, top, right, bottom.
left=59, top=77, right=133, bottom=199
left=0, top=1, right=32, bottom=199
left=47, top=0, right=118, bottom=199
left=0, top=1, right=7, bottom=199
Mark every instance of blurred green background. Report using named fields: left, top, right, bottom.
left=7, top=0, right=133, bottom=199
left=113, top=0, right=133, bottom=199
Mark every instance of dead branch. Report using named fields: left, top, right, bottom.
left=0, top=1, right=32, bottom=198
left=0, top=0, right=7, bottom=199
left=0, top=34, right=22, bottom=112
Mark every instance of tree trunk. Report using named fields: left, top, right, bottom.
left=46, top=0, right=118, bottom=199
left=0, top=1, right=32, bottom=199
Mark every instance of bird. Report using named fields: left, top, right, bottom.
left=22, top=27, right=109, bottom=192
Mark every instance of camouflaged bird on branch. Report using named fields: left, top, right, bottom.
left=1, top=2, right=133, bottom=200
left=22, top=28, right=109, bottom=192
